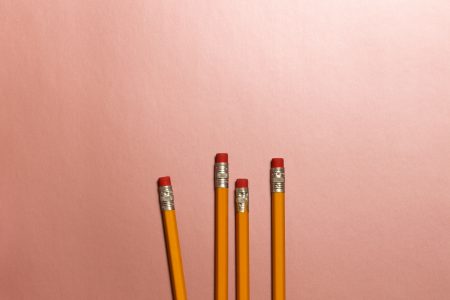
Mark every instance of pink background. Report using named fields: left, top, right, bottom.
left=1, top=1, right=450, bottom=299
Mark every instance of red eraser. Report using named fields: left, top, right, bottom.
left=158, top=176, right=172, bottom=187
left=235, top=178, right=248, bottom=188
left=271, top=158, right=284, bottom=168
left=215, top=153, right=228, bottom=163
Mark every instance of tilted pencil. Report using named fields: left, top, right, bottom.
left=214, top=153, right=229, bottom=300
left=158, top=176, right=188, bottom=300
left=235, top=179, right=249, bottom=300
left=271, top=158, right=285, bottom=300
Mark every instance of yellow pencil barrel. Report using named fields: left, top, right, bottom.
left=215, top=187, right=228, bottom=300
left=271, top=192, right=285, bottom=300
left=163, top=210, right=188, bottom=300
left=236, top=211, right=249, bottom=300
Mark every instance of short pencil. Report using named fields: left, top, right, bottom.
left=235, top=179, right=249, bottom=300
left=158, top=176, right=188, bottom=300
left=271, top=159, right=285, bottom=300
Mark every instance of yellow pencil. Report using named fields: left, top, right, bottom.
left=235, top=179, right=249, bottom=300
left=158, top=176, right=188, bottom=300
left=271, top=158, right=285, bottom=300
left=214, top=153, right=229, bottom=300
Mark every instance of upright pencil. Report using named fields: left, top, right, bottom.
left=158, top=176, right=188, bottom=300
left=235, top=179, right=249, bottom=300
left=271, top=158, right=285, bottom=300
left=214, top=153, right=229, bottom=300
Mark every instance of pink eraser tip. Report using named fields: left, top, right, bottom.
left=215, top=153, right=228, bottom=163
left=158, top=176, right=171, bottom=187
left=271, top=158, right=284, bottom=168
left=235, top=179, right=248, bottom=188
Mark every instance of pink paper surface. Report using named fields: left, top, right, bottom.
left=1, top=1, right=450, bottom=299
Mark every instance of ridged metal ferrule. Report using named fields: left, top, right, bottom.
left=214, top=162, right=229, bottom=188
left=271, top=167, right=285, bottom=193
left=159, top=185, right=175, bottom=211
left=235, top=187, right=249, bottom=213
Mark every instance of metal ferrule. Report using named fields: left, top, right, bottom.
left=235, top=187, right=249, bottom=213
left=159, top=185, right=175, bottom=211
left=271, top=167, right=285, bottom=193
left=214, top=162, right=229, bottom=188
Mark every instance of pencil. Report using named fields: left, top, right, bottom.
left=158, top=176, right=188, bottom=300
left=235, top=179, right=249, bottom=300
left=214, top=153, right=229, bottom=300
left=271, top=158, right=285, bottom=300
